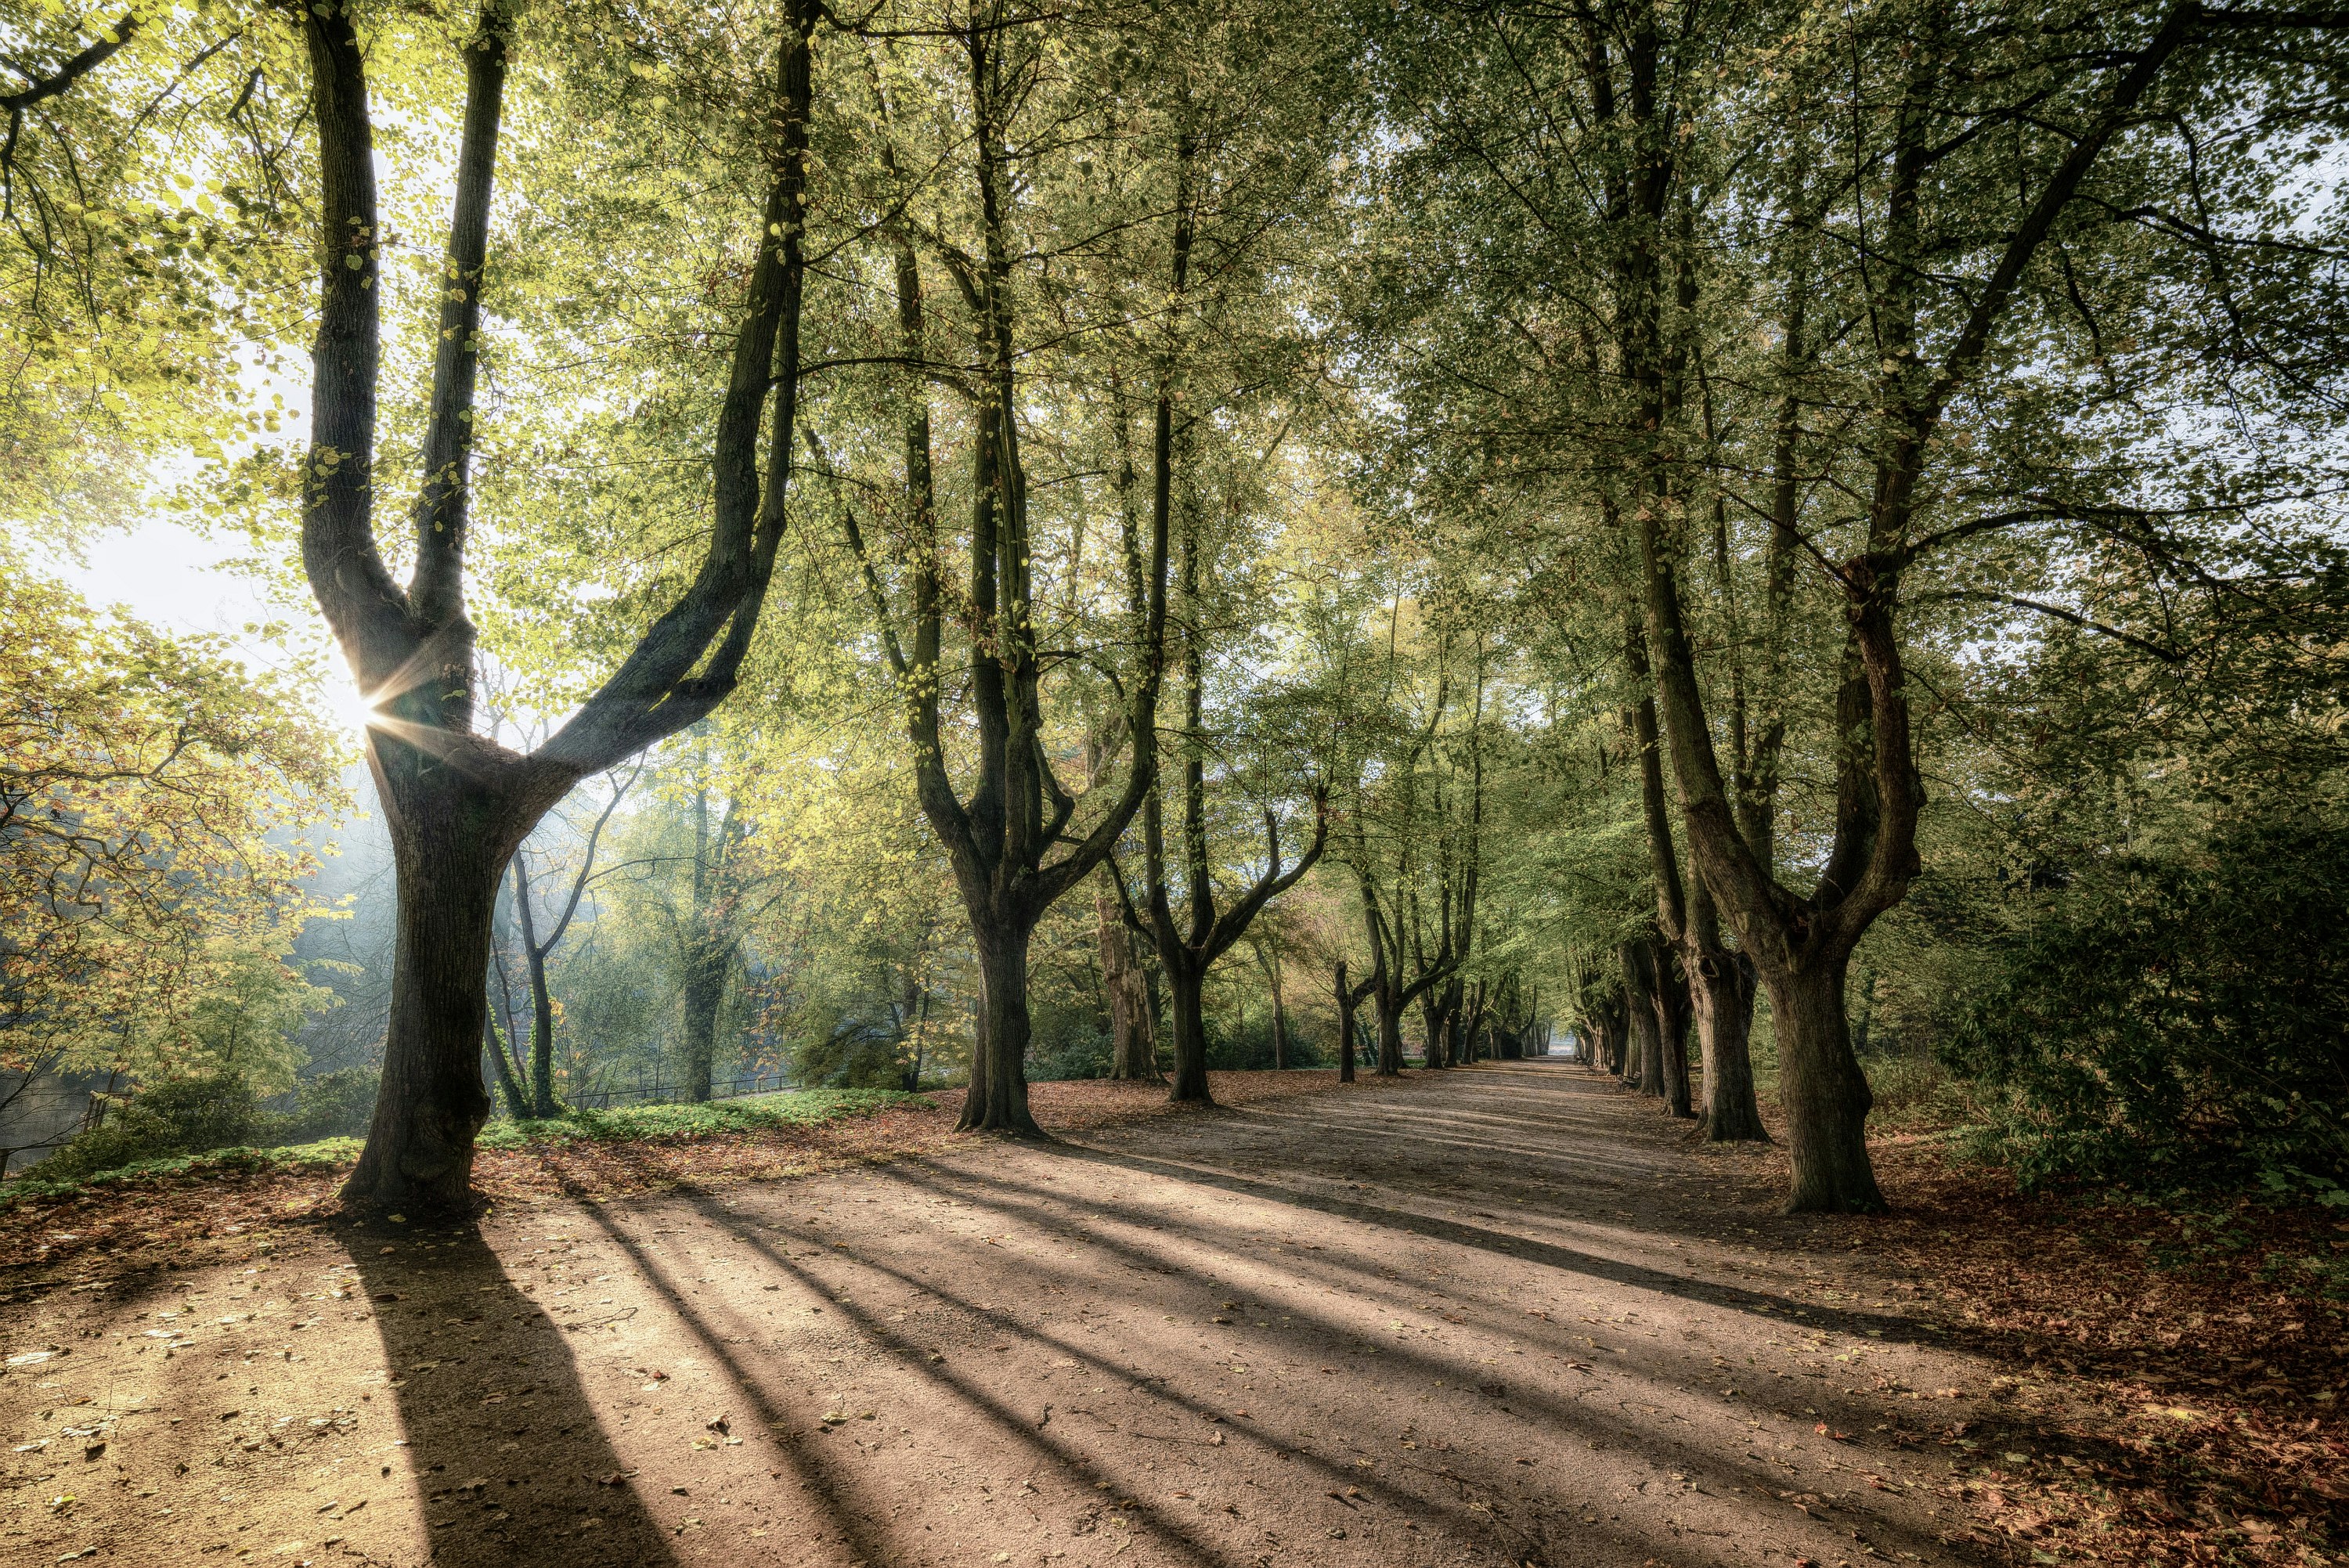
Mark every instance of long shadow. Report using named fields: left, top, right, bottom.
left=689, top=1189, right=1581, bottom=1568
left=345, top=1218, right=677, bottom=1568
left=870, top=1161, right=1979, bottom=1568
left=567, top=1198, right=994, bottom=1568
left=1185, top=1095, right=1697, bottom=1183
left=827, top=1165, right=1985, bottom=1568
left=1035, top=1138, right=1941, bottom=1348
left=608, top=1191, right=1443, bottom=1568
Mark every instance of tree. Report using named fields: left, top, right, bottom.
left=828, top=9, right=1174, bottom=1134
left=495, top=766, right=636, bottom=1117
left=297, top=0, right=821, bottom=1209
left=1, top=572, right=342, bottom=1097
left=1094, top=865, right=1160, bottom=1080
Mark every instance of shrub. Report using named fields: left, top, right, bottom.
left=1941, top=814, right=2349, bottom=1197
left=478, top=1088, right=912, bottom=1147
left=1027, top=1011, right=1113, bottom=1082
left=280, top=1067, right=379, bottom=1143
left=1205, top=1010, right=1325, bottom=1072
left=40, top=1070, right=265, bottom=1180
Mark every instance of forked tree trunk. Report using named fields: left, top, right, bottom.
left=345, top=781, right=529, bottom=1212
left=1762, top=956, right=1881, bottom=1210
left=305, top=0, right=810, bottom=1216
left=958, top=925, right=1042, bottom=1136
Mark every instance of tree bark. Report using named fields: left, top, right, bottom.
left=1764, top=956, right=1880, bottom=1211
left=525, top=942, right=556, bottom=1118
left=960, top=925, right=1041, bottom=1135
left=1654, top=948, right=1694, bottom=1119
left=1690, top=878, right=1768, bottom=1141
left=1097, top=873, right=1159, bottom=1080
left=1164, top=953, right=1209, bottom=1103
left=1260, top=943, right=1288, bottom=1071
left=345, top=777, right=528, bottom=1212
left=1334, top=960, right=1361, bottom=1083
left=1619, top=940, right=1663, bottom=1094
left=1419, top=978, right=1455, bottom=1070
left=1374, top=987, right=1406, bottom=1076
left=678, top=943, right=728, bottom=1105
left=485, top=1012, right=529, bottom=1121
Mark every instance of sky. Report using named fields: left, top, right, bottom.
left=54, top=512, right=273, bottom=638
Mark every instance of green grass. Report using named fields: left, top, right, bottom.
left=1, top=1090, right=923, bottom=1209
left=475, top=1087, right=920, bottom=1148
left=0, top=1137, right=364, bottom=1209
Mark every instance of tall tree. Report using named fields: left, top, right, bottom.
left=835, top=13, right=1173, bottom=1134
left=303, top=0, right=820, bottom=1209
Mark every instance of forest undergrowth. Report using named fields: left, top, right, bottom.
left=1857, top=1137, right=2349, bottom=1567
left=1706, top=1080, right=2349, bottom=1568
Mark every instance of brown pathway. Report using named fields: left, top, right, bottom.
left=0, top=1065, right=2014, bottom=1567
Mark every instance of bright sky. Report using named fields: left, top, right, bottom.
left=55, top=513, right=274, bottom=636
left=49, top=513, right=381, bottom=747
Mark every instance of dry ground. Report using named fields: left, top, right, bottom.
left=0, top=1065, right=2340, bottom=1568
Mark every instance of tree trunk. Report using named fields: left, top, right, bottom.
left=1620, top=942, right=1663, bottom=1095
left=1267, top=961, right=1287, bottom=1072
left=1691, top=946, right=1767, bottom=1141
left=485, top=1014, right=529, bottom=1120
left=900, top=970, right=929, bottom=1092
left=1374, top=989, right=1405, bottom=1076
left=1098, top=875, right=1159, bottom=1080
left=344, top=791, right=515, bottom=1213
left=958, top=924, right=1044, bottom=1135
left=1763, top=956, right=1882, bottom=1212
left=1166, top=956, right=1211, bottom=1105
left=1334, top=961, right=1359, bottom=1084
left=679, top=940, right=728, bottom=1105
left=524, top=943, right=557, bottom=1117
left=1419, top=984, right=1451, bottom=1070
left=1653, top=949, right=1694, bottom=1119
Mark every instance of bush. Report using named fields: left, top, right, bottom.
left=1860, top=1051, right=1979, bottom=1133
left=280, top=1067, right=379, bottom=1143
left=1941, top=814, right=2349, bottom=1198
left=40, top=1070, right=265, bottom=1181
left=1027, top=1000, right=1113, bottom=1081
left=788, top=1004, right=926, bottom=1090
left=478, top=1088, right=913, bottom=1147
left=1205, top=1009, right=1325, bottom=1072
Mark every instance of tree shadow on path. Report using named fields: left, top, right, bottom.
left=346, top=1219, right=677, bottom=1568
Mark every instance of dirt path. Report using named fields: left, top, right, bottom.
left=2, top=1066, right=2036, bottom=1567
